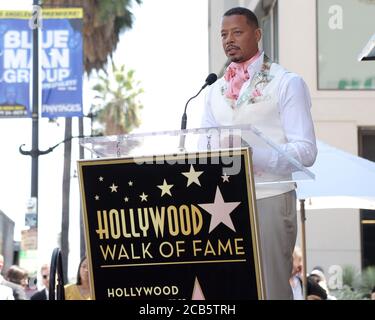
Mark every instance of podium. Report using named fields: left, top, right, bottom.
left=77, top=125, right=313, bottom=300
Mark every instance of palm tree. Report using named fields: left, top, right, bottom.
left=91, top=62, right=143, bottom=136
left=42, top=0, right=142, bottom=282
left=42, top=0, right=142, bottom=74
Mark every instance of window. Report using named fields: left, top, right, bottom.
left=258, top=0, right=279, bottom=62
left=317, top=0, right=375, bottom=90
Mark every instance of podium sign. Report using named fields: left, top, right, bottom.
left=78, top=148, right=264, bottom=300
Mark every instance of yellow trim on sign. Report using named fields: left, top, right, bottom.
left=362, top=220, right=375, bottom=224
left=0, top=8, right=83, bottom=19
left=101, top=259, right=248, bottom=268
left=42, top=8, right=83, bottom=19
left=242, top=148, right=265, bottom=300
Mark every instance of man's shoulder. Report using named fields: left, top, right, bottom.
left=281, top=71, right=304, bottom=82
left=275, top=68, right=308, bottom=91
left=30, top=288, right=47, bottom=300
left=270, top=63, right=303, bottom=81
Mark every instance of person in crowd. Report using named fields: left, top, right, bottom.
left=64, top=256, right=91, bottom=300
left=0, top=255, right=18, bottom=299
left=289, top=246, right=304, bottom=300
left=30, top=264, right=50, bottom=300
left=306, top=275, right=327, bottom=300
left=4, top=265, right=28, bottom=300
left=310, top=266, right=336, bottom=300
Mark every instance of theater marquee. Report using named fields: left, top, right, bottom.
left=78, top=149, right=264, bottom=300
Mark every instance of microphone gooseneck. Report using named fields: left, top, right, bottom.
left=181, top=88, right=204, bottom=130
left=179, top=73, right=218, bottom=150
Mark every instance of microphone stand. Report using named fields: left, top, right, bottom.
left=178, top=85, right=207, bottom=151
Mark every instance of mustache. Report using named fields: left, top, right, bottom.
left=226, top=45, right=240, bottom=50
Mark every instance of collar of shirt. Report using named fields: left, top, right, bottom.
left=246, top=51, right=265, bottom=81
left=236, top=51, right=265, bottom=99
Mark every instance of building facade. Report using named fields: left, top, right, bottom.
left=0, top=210, right=15, bottom=271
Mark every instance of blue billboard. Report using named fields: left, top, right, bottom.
left=0, top=8, right=83, bottom=118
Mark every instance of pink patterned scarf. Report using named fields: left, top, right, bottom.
left=224, top=51, right=261, bottom=100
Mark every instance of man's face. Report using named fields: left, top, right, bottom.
left=221, top=15, right=261, bottom=63
left=292, top=255, right=303, bottom=276
left=41, top=266, right=50, bottom=288
left=80, top=258, right=89, bottom=283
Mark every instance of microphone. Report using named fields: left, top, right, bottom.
left=201, top=73, right=218, bottom=90
left=179, top=73, right=218, bottom=151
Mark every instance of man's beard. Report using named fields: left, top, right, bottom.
left=230, top=56, right=244, bottom=63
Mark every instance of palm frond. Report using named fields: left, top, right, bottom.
left=91, top=63, right=143, bottom=135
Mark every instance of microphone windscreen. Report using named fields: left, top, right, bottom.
left=205, top=73, right=218, bottom=85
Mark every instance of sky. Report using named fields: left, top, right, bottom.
left=0, top=0, right=209, bottom=280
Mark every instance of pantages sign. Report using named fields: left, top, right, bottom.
left=78, top=148, right=264, bottom=300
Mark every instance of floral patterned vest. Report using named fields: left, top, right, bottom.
left=210, top=55, right=287, bottom=145
left=208, top=55, right=295, bottom=198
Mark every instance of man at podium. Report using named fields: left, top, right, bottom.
left=200, top=7, right=317, bottom=299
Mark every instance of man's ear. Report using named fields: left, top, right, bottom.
left=255, top=28, right=262, bottom=43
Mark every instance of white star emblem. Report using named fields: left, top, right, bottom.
left=198, top=186, right=241, bottom=233
left=221, top=173, right=230, bottom=182
left=95, top=195, right=100, bottom=200
left=99, top=177, right=104, bottom=182
left=109, top=183, right=118, bottom=192
left=128, top=181, right=133, bottom=186
left=124, top=197, right=129, bottom=202
left=157, top=179, right=173, bottom=197
left=139, top=192, right=148, bottom=202
left=181, top=165, right=203, bottom=187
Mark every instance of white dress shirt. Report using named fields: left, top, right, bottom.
left=201, top=52, right=317, bottom=173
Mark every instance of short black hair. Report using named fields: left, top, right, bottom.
left=307, top=276, right=328, bottom=300
left=223, top=7, right=259, bottom=28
